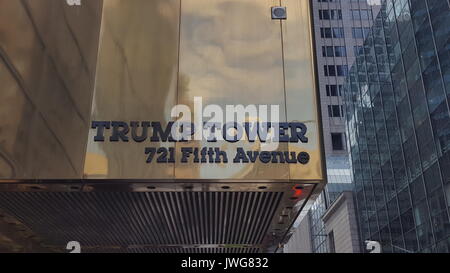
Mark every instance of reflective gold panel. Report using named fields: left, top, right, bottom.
left=175, top=0, right=290, bottom=180
left=0, top=0, right=103, bottom=179
left=1, top=0, right=324, bottom=183
left=84, top=0, right=181, bottom=179
left=283, top=0, right=324, bottom=181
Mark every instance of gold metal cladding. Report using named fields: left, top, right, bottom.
left=283, top=0, right=324, bottom=181
left=0, top=0, right=103, bottom=179
left=84, top=0, right=181, bottom=179
left=175, top=0, right=289, bottom=180
left=84, top=0, right=324, bottom=182
left=0, top=0, right=325, bottom=183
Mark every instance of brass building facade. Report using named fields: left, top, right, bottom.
left=0, top=0, right=325, bottom=253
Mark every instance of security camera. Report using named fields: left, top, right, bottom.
left=365, top=240, right=381, bottom=253
left=271, top=6, right=287, bottom=20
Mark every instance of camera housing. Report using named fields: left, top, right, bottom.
left=271, top=6, right=287, bottom=20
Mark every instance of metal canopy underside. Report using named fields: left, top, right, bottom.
left=0, top=181, right=318, bottom=253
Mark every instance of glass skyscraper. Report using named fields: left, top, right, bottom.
left=285, top=0, right=382, bottom=253
left=309, top=0, right=382, bottom=253
left=344, top=0, right=450, bottom=252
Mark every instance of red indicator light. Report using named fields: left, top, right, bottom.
left=292, top=185, right=303, bottom=197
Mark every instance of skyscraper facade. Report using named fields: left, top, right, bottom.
left=285, top=0, right=382, bottom=253
left=344, top=0, right=450, bottom=253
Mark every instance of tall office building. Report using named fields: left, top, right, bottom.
left=285, top=0, right=382, bottom=253
left=344, top=0, right=450, bottom=252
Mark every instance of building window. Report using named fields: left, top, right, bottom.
left=319, top=9, right=342, bottom=20
left=324, top=65, right=336, bottom=76
left=351, top=9, right=371, bottom=20
left=326, top=85, right=343, bottom=96
left=322, top=46, right=334, bottom=57
left=331, top=133, right=345, bottom=150
left=328, top=105, right=344, bottom=118
left=351, top=9, right=361, bottom=20
left=352, top=27, right=364, bottom=38
left=320, top=27, right=345, bottom=38
left=334, top=46, right=347, bottom=57
left=360, top=9, right=371, bottom=20
left=322, top=46, right=347, bottom=57
left=333, top=27, right=345, bottom=38
left=320, top=27, right=332, bottom=38
left=354, top=45, right=364, bottom=56
left=352, top=27, right=371, bottom=39
left=319, top=9, right=330, bottom=20
left=337, top=65, right=348, bottom=76
left=363, top=27, right=371, bottom=38
left=318, top=0, right=341, bottom=3
left=324, top=65, right=348, bottom=77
